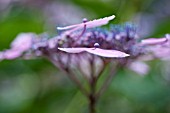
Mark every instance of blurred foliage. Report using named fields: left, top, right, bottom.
left=0, top=0, right=170, bottom=113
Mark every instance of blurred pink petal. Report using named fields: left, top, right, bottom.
left=57, top=15, right=115, bottom=31
left=129, top=61, right=150, bottom=75
left=3, top=50, right=21, bottom=60
left=11, top=33, right=33, bottom=52
left=58, top=47, right=129, bottom=58
left=0, top=33, right=35, bottom=60
left=148, top=46, right=170, bottom=60
left=0, top=52, right=3, bottom=60
left=141, top=38, right=167, bottom=45
left=48, top=37, right=58, bottom=49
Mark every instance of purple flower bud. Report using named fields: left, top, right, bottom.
left=94, top=43, right=100, bottom=48
left=83, top=18, right=88, bottom=23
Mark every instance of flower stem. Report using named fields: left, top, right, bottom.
left=89, top=93, right=96, bottom=113
left=89, top=78, right=97, bottom=113
left=88, top=55, right=97, bottom=113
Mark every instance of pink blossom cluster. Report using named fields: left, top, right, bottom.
left=0, top=15, right=169, bottom=76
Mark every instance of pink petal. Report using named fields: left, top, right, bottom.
left=11, top=33, right=33, bottom=52
left=48, top=37, right=58, bottom=49
left=58, top=47, right=129, bottom=58
left=78, top=55, right=91, bottom=77
left=129, top=61, right=149, bottom=75
left=57, top=24, right=78, bottom=30
left=58, top=48, right=86, bottom=53
left=141, top=38, right=167, bottom=45
left=84, top=15, right=115, bottom=29
left=0, top=33, right=34, bottom=60
left=85, top=48, right=129, bottom=58
left=3, top=50, right=22, bottom=59
left=150, top=47, right=170, bottom=59
left=57, top=15, right=115, bottom=31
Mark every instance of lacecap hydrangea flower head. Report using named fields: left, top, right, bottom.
left=0, top=15, right=154, bottom=89
left=0, top=15, right=169, bottom=113
left=0, top=15, right=144, bottom=78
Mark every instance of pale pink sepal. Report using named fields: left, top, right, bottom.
left=85, top=48, right=129, bottom=58
left=0, top=33, right=34, bottom=60
left=149, top=47, right=170, bottom=60
left=58, top=48, right=85, bottom=53
left=2, top=50, right=21, bottom=59
left=141, top=38, right=167, bottom=45
left=129, top=61, right=149, bottom=75
left=11, top=33, right=33, bottom=52
left=57, top=15, right=115, bottom=31
left=58, top=47, right=129, bottom=58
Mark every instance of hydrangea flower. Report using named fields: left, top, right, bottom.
left=143, top=34, right=170, bottom=60
left=0, top=33, right=34, bottom=60
left=1, top=15, right=167, bottom=113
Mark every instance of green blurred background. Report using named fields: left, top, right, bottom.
left=0, top=0, right=170, bottom=113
